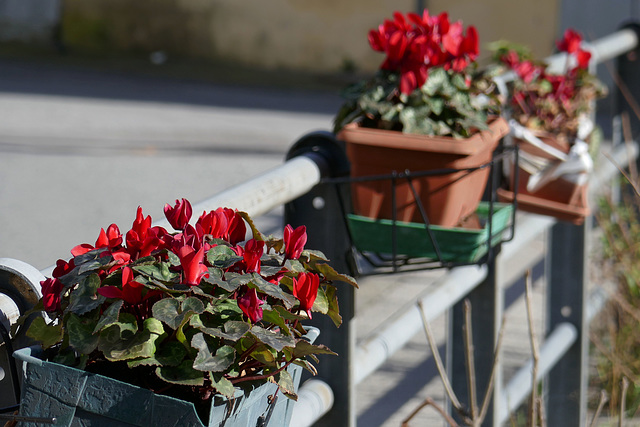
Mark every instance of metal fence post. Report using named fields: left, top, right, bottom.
left=284, top=132, right=356, bottom=427
left=545, top=220, right=589, bottom=426
left=447, top=252, right=503, bottom=427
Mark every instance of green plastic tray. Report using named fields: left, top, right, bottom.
left=346, top=202, right=513, bottom=263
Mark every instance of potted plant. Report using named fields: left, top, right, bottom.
left=334, top=10, right=509, bottom=228
left=493, top=29, right=607, bottom=224
left=11, top=198, right=357, bottom=426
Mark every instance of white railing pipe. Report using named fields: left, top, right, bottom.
left=290, top=379, right=335, bottom=427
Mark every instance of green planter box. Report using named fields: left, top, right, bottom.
left=13, top=327, right=319, bottom=427
left=346, top=202, right=513, bottom=263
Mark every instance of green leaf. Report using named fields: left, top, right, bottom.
left=261, top=309, right=291, bottom=336
left=250, top=345, right=276, bottom=366
left=422, top=67, right=447, bottom=96
left=325, top=286, right=342, bottom=328
left=67, top=313, right=99, bottom=354
left=156, top=360, right=204, bottom=386
left=292, top=339, right=338, bottom=359
left=250, top=274, right=297, bottom=308
left=237, top=211, right=260, bottom=241
left=206, top=246, right=242, bottom=268
left=191, top=333, right=236, bottom=372
left=99, top=317, right=164, bottom=361
left=210, top=374, right=235, bottom=399
left=133, top=263, right=179, bottom=283
left=311, top=286, right=328, bottom=315
left=93, top=300, right=124, bottom=333
left=68, top=274, right=105, bottom=315
left=250, top=325, right=295, bottom=352
left=277, top=370, right=297, bottom=400
left=128, top=341, right=186, bottom=368
left=206, top=272, right=252, bottom=293
left=152, top=297, right=205, bottom=330
left=307, top=262, right=358, bottom=288
left=26, top=316, right=63, bottom=349
left=190, top=316, right=249, bottom=341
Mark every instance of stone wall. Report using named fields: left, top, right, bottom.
left=60, top=0, right=559, bottom=73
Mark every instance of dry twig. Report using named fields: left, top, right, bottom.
left=524, top=270, right=541, bottom=426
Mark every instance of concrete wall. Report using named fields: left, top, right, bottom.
left=59, top=0, right=562, bottom=73
left=0, top=0, right=60, bottom=43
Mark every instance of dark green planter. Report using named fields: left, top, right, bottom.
left=346, top=202, right=513, bottom=263
left=13, top=327, right=318, bottom=427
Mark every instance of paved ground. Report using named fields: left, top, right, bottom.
left=0, top=56, right=343, bottom=269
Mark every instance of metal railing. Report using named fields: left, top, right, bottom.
left=1, top=25, right=640, bottom=427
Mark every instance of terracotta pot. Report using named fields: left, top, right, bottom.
left=338, top=117, right=509, bottom=228
left=498, top=132, right=589, bottom=225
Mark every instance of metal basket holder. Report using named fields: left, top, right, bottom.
left=324, top=144, right=519, bottom=275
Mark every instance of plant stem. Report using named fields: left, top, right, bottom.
left=620, top=377, right=629, bottom=427
left=588, top=390, right=608, bottom=427
left=230, top=359, right=293, bottom=385
left=401, top=397, right=459, bottom=427
left=463, top=300, right=479, bottom=423
left=417, top=300, right=463, bottom=412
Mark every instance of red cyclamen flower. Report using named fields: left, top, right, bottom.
left=237, top=287, right=265, bottom=323
left=242, top=239, right=264, bottom=273
left=97, top=266, right=146, bottom=305
left=283, top=224, right=307, bottom=259
left=41, top=277, right=64, bottom=312
left=196, top=208, right=229, bottom=239
left=52, top=259, right=74, bottom=278
left=556, top=28, right=582, bottom=54
left=292, top=272, right=320, bottom=319
left=164, top=198, right=192, bottom=230
left=71, top=223, right=123, bottom=257
left=177, top=245, right=209, bottom=286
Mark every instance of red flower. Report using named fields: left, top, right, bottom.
left=242, top=239, right=264, bottom=273
left=223, top=208, right=247, bottom=245
left=237, top=287, right=264, bottom=323
left=126, top=206, right=152, bottom=252
left=368, top=10, right=479, bottom=95
left=556, top=28, right=582, bottom=54
left=164, top=198, right=192, bottom=230
left=52, top=259, right=74, bottom=278
left=41, top=277, right=64, bottom=312
left=284, top=224, right=307, bottom=260
left=196, top=208, right=229, bottom=239
left=575, top=48, right=591, bottom=70
left=97, top=267, right=143, bottom=304
left=292, top=272, right=320, bottom=319
left=71, top=224, right=123, bottom=257
left=177, top=246, right=209, bottom=286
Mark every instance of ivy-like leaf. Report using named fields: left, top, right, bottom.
left=277, top=370, right=297, bottom=400
left=68, top=274, right=105, bottom=315
left=93, top=300, right=124, bottom=334
left=291, top=339, right=338, bottom=359
left=250, top=274, right=297, bottom=308
left=26, top=316, right=63, bottom=349
left=152, top=297, right=205, bottom=330
left=311, top=286, right=329, bottom=315
left=250, top=325, right=295, bottom=352
left=133, top=263, right=179, bottom=283
left=206, top=246, right=242, bottom=269
left=128, top=341, right=187, bottom=368
left=191, top=333, right=235, bottom=372
left=324, top=285, right=342, bottom=328
left=190, top=316, right=249, bottom=341
left=210, top=373, right=235, bottom=399
left=99, top=317, right=164, bottom=361
left=156, top=360, right=204, bottom=386
left=67, top=313, right=99, bottom=355
left=261, top=309, right=291, bottom=337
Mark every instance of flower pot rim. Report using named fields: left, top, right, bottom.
left=337, top=117, right=509, bottom=156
